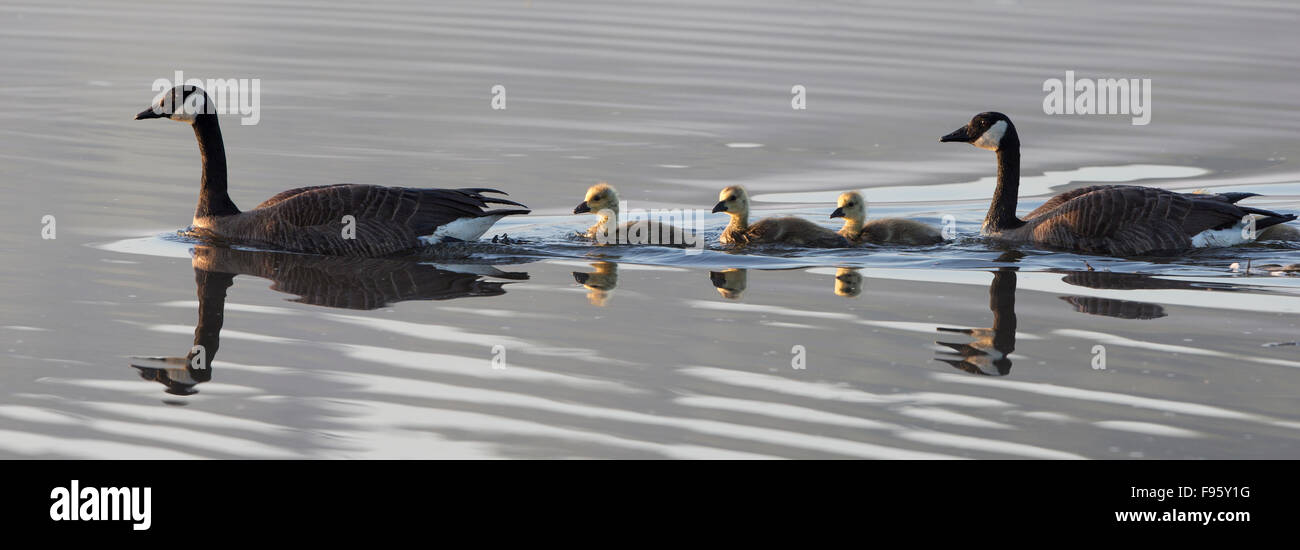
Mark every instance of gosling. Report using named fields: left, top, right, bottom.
left=712, top=185, right=848, bottom=247
left=574, top=182, right=695, bottom=246
left=1259, top=223, right=1300, bottom=241
left=830, top=191, right=944, bottom=245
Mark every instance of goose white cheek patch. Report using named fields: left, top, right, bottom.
left=973, top=120, right=1007, bottom=151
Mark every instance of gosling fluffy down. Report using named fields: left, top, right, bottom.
left=574, top=182, right=696, bottom=246
left=830, top=191, right=944, bottom=245
left=712, top=185, right=848, bottom=247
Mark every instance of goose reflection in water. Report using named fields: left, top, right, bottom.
left=572, top=261, right=618, bottom=306
left=130, top=245, right=527, bottom=396
left=1057, top=271, right=1174, bottom=320
left=936, top=268, right=1020, bottom=376
left=935, top=268, right=1222, bottom=375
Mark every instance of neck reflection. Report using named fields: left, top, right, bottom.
left=935, top=268, right=1018, bottom=376
left=130, top=246, right=527, bottom=396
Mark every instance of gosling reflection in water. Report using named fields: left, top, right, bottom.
left=707, top=267, right=862, bottom=300
left=709, top=268, right=747, bottom=299
left=935, top=268, right=1018, bottom=376
left=573, top=261, right=618, bottom=306
left=834, top=268, right=862, bottom=298
left=131, top=246, right=526, bottom=395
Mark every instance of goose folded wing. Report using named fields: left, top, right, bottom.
left=253, top=184, right=352, bottom=210
left=1025, top=185, right=1135, bottom=219
left=255, top=185, right=522, bottom=232
left=1030, top=186, right=1194, bottom=253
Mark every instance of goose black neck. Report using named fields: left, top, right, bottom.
left=985, top=128, right=1024, bottom=232
left=193, top=115, right=240, bottom=218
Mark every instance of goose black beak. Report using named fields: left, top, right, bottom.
left=135, top=107, right=166, bottom=120
left=940, top=126, right=972, bottom=143
left=573, top=201, right=591, bottom=214
left=829, top=207, right=845, bottom=219
left=711, top=201, right=728, bottom=214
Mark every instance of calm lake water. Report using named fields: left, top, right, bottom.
left=2, top=0, right=1299, bottom=458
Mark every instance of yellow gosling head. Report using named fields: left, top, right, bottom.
left=711, top=185, right=750, bottom=219
left=574, top=182, right=620, bottom=216
left=829, top=191, right=867, bottom=223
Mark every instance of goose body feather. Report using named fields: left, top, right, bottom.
left=192, top=185, right=528, bottom=256
left=1007, top=185, right=1293, bottom=255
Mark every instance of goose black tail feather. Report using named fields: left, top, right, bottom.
left=1216, top=192, right=1260, bottom=203
left=1254, top=213, right=1299, bottom=232
left=454, top=188, right=528, bottom=208
left=456, top=187, right=511, bottom=195
left=483, top=197, right=529, bottom=208
left=482, top=208, right=532, bottom=217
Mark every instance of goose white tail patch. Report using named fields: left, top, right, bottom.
left=1191, top=224, right=1254, bottom=248
left=419, top=215, right=503, bottom=244
left=973, top=120, right=1007, bottom=151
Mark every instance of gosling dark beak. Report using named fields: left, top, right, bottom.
left=709, top=271, right=727, bottom=287
left=135, top=107, right=165, bottom=120
left=829, top=207, right=845, bottom=219
left=573, top=201, right=591, bottom=214
left=940, top=126, right=972, bottom=143
left=711, top=201, right=728, bottom=214
left=573, top=272, right=590, bottom=284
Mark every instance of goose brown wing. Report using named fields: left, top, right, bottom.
left=254, top=184, right=351, bottom=209
left=1026, top=187, right=1256, bottom=221
left=1025, top=185, right=1131, bottom=219
left=239, top=185, right=528, bottom=255
left=1028, top=186, right=1194, bottom=255
left=253, top=185, right=526, bottom=231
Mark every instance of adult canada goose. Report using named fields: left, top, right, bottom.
left=135, top=85, right=530, bottom=256
left=940, top=112, right=1297, bottom=256
left=829, top=191, right=944, bottom=245
left=573, top=182, right=695, bottom=245
left=712, top=185, right=849, bottom=247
